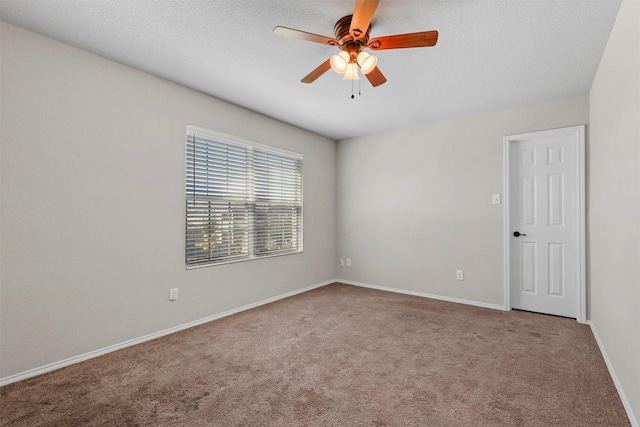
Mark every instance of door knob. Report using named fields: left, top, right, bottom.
left=513, top=231, right=526, bottom=237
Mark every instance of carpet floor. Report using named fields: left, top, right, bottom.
left=0, top=282, right=630, bottom=426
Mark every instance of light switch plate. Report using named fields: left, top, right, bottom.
left=492, top=194, right=501, bottom=205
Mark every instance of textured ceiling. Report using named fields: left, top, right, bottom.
left=0, top=0, right=622, bottom=140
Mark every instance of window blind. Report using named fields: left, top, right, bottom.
left=186, top=128, right=302, bottom=268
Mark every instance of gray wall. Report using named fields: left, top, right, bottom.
left=0, top=22, right=337, bottom=379
left=336, top=96, right=588, bottom=307
left=589, top=0, right=640, bottom=422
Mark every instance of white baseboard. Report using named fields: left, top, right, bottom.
left=587, top=321, right=638, bottom=427
left=0, top=279, right=335, bottom=387
left=339, top=279, right=506, bottom=311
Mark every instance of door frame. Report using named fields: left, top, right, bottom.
left=502, top=125, right=586, bottom=323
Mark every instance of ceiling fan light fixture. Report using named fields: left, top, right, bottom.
left=342, top=62, right=360, bottom=80
left=357, top=51, right=378, bottom=74
left=330, top=51, right=350, bottom=73
left=274, top=0, right=438, bottom=87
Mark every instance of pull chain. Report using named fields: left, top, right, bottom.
left=350, top=70, right=362, bottom=99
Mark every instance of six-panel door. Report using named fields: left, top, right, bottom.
left=510, top=134, right=578, bottom=318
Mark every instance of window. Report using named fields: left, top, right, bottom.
left=185, top=126, right=302, bottom=268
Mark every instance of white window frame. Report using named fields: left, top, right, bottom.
left=186, top=125, right=303, bottom=269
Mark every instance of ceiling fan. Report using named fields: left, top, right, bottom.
left=273, top=0, right=438, bottom=87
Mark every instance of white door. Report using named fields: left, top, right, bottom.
left=504, top=126, right=585, bottom=320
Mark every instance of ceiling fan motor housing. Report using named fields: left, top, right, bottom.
left=334, top=15, right=370, bottom=60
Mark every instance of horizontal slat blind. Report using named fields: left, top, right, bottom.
left=253, top=150, right=302, bottom=255
left=186, top=130, right=302, bottom=268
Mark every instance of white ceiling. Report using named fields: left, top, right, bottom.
left=0, top=0, right=621, bottom=140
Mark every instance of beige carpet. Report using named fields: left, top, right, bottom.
left=0, top=283, right=630, bottom=426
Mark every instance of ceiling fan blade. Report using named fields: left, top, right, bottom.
left=301, top=59, right=332, bottom=83
left=364, top=66, right=387, bottom=87
left=350, top=0, right=379, bottom=41
left=274, top=26, right=339, bottom=46
left=368, top=30, right=438, bottom=50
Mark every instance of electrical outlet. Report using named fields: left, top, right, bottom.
left=346, top=258, right=352, bottom=267
left=456, top=270, right=464, bottom=281
left=339, top=259, right=345, bottom=267
left=169, top=288, right=179, bottom=301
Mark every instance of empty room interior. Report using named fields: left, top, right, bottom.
left=0, top=0, right=638, bottom=425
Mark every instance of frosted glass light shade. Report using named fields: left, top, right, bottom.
left=342, top=63, right=360, bottom=80
left=357, top=51, right=378, bottom=74
left=330, top=51, right=350, bottom=74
